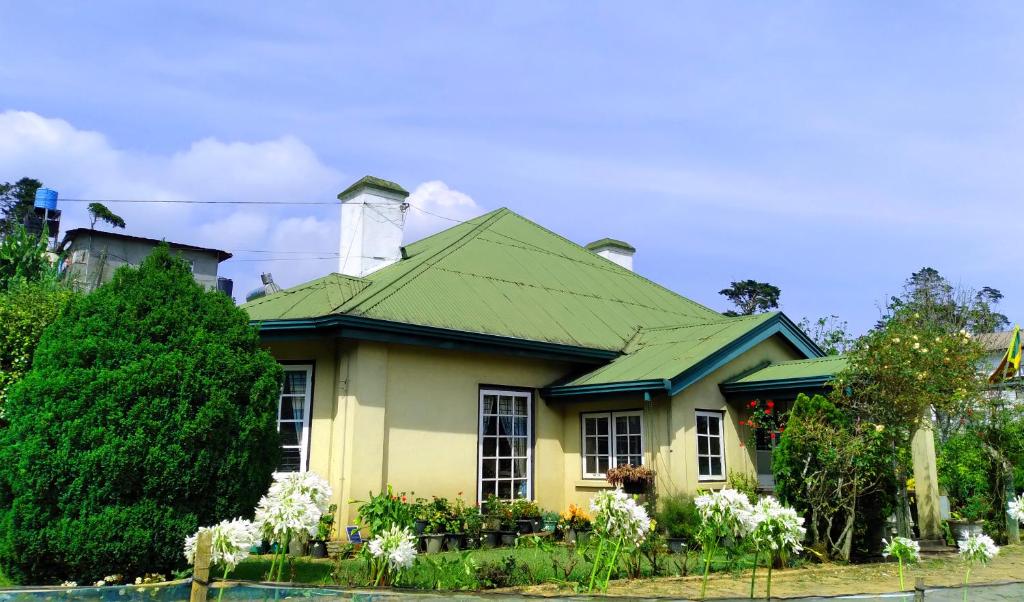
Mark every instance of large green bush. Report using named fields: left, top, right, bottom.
left=0, top=246, right=282, bottom=584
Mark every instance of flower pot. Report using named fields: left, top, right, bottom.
left=948, top=520, right=984, bottom=542
left=666, top=538, right=686, bottom=554
left=414, top=519, right=427, bottom=535
left=310, top=540, right=328, bottom=559
left=516, top=519, right=534, bottom=535
left=565, top=527, right=578, bottom=545
left=481, top=530, right=500, bottom=549
left=482, top=515, right=501, bottom=531
left=500, top=531, right=518, bottom=547
left=445, top=533, right=463, bottom=551
left=423, top=534, right=445, bottom=554
left=622, top=479, right=649, bottom=495
left=543, top=520, right=558, bottom=533
left=531, top=518, right=543, bottom=533
left=288, top=535, right=307, bottom=557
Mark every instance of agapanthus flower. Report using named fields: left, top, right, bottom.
left=254, top=489, right=322, bottom=540
left=882, top=536, right=920, bottom=563
left=748, top=497, right=805, bottom=554
left=368, top=524, right=418, bottom=570
left=1008, top=494, right=1024, bottom=524
left=958, top=533, right=999, bottom=564
left=695, top=488, right=754, bottom=538
left=588, top=488, right=651, bottom=545
left=183, top=518, right=258, bottom=570
left=267, top=471, right=333, bottom=514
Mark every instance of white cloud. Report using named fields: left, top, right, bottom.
left=405, top=180, right=483, bottom=241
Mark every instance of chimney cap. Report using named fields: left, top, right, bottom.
left=337, top=175, right=409, bottom=201
left=585, top=238, right=636, bottom=253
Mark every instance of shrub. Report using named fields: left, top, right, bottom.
left=657, top=493, right=701, bottom=541
left=726, top=470, right=760, bottom=504
left=355, top=486, right=415, bottom=536
left=0, top=246, right=283, bottom=584
left=938, top=433, right=993, bottom=522
left=474, top=555, right=531, bottom=589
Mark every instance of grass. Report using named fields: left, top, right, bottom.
left=0, top=567, right=12, bottom=587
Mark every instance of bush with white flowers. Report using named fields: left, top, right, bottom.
left=881, top=536, right=920, bottom=591
left=183, top=518, right=258, bottom=601
left=694, top=488, right=754, bottom=599
left=366, top=524, right=418, bottom=586
left=252, top=471, right=333, bottom=582
left=958, top=533, right=999, bottom=594
left=1009, top=493, right=1024, bottom=524
left=748, top=497, right=805, bottom=598
left=583, top=488, right=652, bottom=592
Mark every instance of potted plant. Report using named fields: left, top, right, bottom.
left=542, top=511, right=559, bottom=533
left=510, top=499, right=534, bottom=534
left=444, top=494, right=468, bottom=551
left=480, top=495, right=503, bottom=548
left=420, top=496, right=450, bottom=553
left=558, top=504, right=592, bottom=545
left=606, top=464, right=656, bottom=494
left=657, top=493, right=700, bottom=554
left=413, top=497, right=429, bottom=535
left=499, top=502, right=518, bottom=546
left=948, top=496, right=987, bottom=542
left=463, top=505, right=483, bottom=549
left=310, top=503, right=337, bottom=559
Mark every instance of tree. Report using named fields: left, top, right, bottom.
left=719, top=279, right=781, bottom=317
left=0, top=245, right=283, bottom=584
left=885, top=267, right=1009, bottom=334
left=0, top=224, right=53, bottom=292
left=798, top=315, right=853, bottom=356
left=87, top=202, right=126, bottom=230
left=0, top=178, right=42, bottom=236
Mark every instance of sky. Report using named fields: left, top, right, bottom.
left=2, top=2, right=1022, bottom=336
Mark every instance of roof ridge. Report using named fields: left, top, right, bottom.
left=769, top=355, right=845, bottom=365
left=345, top=208, right=511, bottom=315
left=638, top=312, right=776, bottom=333
left=498, top=211, right=723, bottom=319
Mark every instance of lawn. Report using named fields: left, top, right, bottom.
left=0, top=567, right=11, bottom=587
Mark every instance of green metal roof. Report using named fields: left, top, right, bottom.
left=244, top=208, right=726, bottom=351
left=337, top=175, right=409, bottom=200
left=728, top=355, right=847, bottom=384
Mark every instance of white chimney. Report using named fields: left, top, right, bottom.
left=338, top=176, right=409, bottom=277
left=585, top=238, right=635, bottom=271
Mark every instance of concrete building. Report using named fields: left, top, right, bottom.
left=59, top=228, right=232, bottom=293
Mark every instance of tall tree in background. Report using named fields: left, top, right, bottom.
left=87, top=202, right=126, bottom=230
left=719, top=279, right=781, bottom=317
left=885, top=267, right=1009, bottom=334
left=798, top=314, right=853, bottom=356
left=0, top=178, right=42, bottom=237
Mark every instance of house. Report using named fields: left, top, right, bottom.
left=977, top=329, right=1023, bottom=402
left=243, top=176, right=842, bottom=525
left=59, top=228, right=233, bottom=294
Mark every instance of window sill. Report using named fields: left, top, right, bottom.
left=575, top=480, right=614, bottom=489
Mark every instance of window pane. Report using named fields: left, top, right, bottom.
left=514, top=417, right=527, bottom=436
left=629, top=437, right=640, bottom=455
left=708, top=416, right=720, bottom=436
left=513, top=458, right=527, bottom=478
left=482, top=460, right=496, bottom=479
left=497, top=481, right=512, bottom=499
left=616, top=436, right=628, bottom=458
left=498, top=459, right=512, bottom=478
left=279, top=421, right=302, bottom=446
left=584, top=418, right=598, bottom=436
left=585, top=456, right=597, bottom=474
left=598, top=456, right=609, bottom=473
left=498, top=438, right=512, bottom=457
left=628, top=415, right=641, bottom=432
left=482, top=437, right=496, bottom=457
left=615, top=415, right=628, bottom=434
left=710, top=457, right=723, bottom=477
left=598, top=437, right=609, bottom=455
left=698, top=456, right=710, bottom=476
left=513, top=438, right=526, bottom=457
left=278, top=448, right=301, bottom=472
left=698, top=436, right=709, bottom=455
left=709, top=437, right=721, bottom=456
left=282, top=371, right=306, bottom=395
left=514, top=480, right=528, bottom=499
left=515, top=397, right=527, bottom=416
left=697, top=415, right=707, bottom=433
left=499, top=396, right=513, bottom=414
left=483, top=395, right=497, bottom=415
left=598, top=418, right=609, bottom=436
left=585, top=437, right=597, bottom=455
left=481, top=480, right=496, bottom=498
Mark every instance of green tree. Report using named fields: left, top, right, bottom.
left=718, top=279, right=781, bottom=317
left=885, top=267, right=1009, bottom=334
left=0, top=246, right=283, bottom=584
left=0, top=224, right=53, bottom=292
left=0, top=178, right=42, bottom=236
left=798, top=314, right=853, bottom=355
left=87, top=202, right=126, bottom=230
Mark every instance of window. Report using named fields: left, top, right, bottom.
left=277, top=365, right=313, bottom=472
left=478, top=389, right=532, bottom=501
left=695, top=410, right=725, bottom=481
left=581, top=411, right=644, bottom=479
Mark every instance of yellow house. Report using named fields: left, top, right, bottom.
left=243, top=176, right=841, bottom=527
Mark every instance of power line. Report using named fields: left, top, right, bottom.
left=61, top=198, right=339, bottom=205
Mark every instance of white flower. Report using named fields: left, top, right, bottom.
left=368, top=525, right=418, bottom=570
left=60, top=581, right=77, bottom=588
left=748, top=497, right=805, bottom=555
left=268, top=472, right=333, bottom=514
left=254, top=490, right=322, bottom=541
left=134, top=577, right=142, bottom=585
left=882, top=536, right=920, bottom=563
left=695, top=489, right=754, bottom=538
left=183, top=518, right=258, bottom=570
left=588, top=488, right=651, bottom=545
left=958, top=534, right=999, bottom=564
left=94, top=580, right=105, bottom=587
left=1008, top=494, right=1024, bottom=524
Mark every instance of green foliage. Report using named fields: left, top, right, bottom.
left=938, top=433, right=995, bottom=522
left=87, top=202, right=126, bottom=230
left=0, top=178, right=42, bottom=236
left=798, top=314, right=853, bottom=356
left=726, top=470, right=759, bottom=504
left=0, top=245, right=282, bottom=584
left=354, top=486, right=415, bottom=536
left=718, top=279, right=781, bottom=317
left=0, top=224, right=53, bottom=291
left=474, top=554, right=533, bottom=588
left=656, top=493, right=701, bottom=540
left=0, top=281, right=75, bottom=415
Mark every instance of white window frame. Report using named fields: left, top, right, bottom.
left=278, top=364, right=313, bottom=473
left=477, top=388, right=533, bottom=503
left=695, top=410, right=726, bottom=481
left=580, top=410, right=645, bottom=479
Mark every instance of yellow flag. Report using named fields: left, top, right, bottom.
left=989, top=325, right=1022, bottom=383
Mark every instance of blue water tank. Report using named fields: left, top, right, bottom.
left=34, top=188, right=58, bottom=210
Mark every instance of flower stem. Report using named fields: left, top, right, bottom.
left=217, top=567, right=230, bottom=602
left=766, top=560, right=773, bottom=600
left=962, top=565, right=971, bottom=602
left=701, top=536, right=718, bottom=599
left=587, top=537, right=606, bottom=592
left=750, top=550, right=758, bottom=599
left=898, top=558, right=905, bottom=591
left=602, top=537, right=623, bottom=591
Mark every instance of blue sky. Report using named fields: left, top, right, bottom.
left=2, top=2, right=1021, bottom=335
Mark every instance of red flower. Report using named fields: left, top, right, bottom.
left=765, top=408, right=772, bottom=415
left=766, top=400, right=775, bottom=409
left=749, top=400, right=757, bottom=408
left=401, top=496, right=407, bottom=503
left=770, top=432, right=777, bottom=440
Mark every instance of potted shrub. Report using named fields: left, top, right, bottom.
left=420, top=496, right=451, bottom=553
left=499, top=503, right=518, bottom=546
left=948, top=496, right=987, bottom=542
left=511, top=499, right=534, bottom=534
left=558, top=504, right=592, bottom=545
left=444, top=494, right=468, bottom=551
left=463, top=505, right=483, bottom=549
left=542, top=511, right=560, bottom=533
left=606, top=464, right=656, bottom=494
left=310, top=503, right=337, bottom=559
left=413, top=497, right=429, bottom=536
left=480, top=495, right=503, bottom=548
left=657, top=493, right=699, bottom=554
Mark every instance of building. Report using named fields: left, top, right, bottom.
left=243, top=176, right=841, bottom=526
left=977, top=329, right=1023, bottom=402
left=59, top=228, right=233, bottom=294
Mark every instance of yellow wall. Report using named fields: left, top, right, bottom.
left=263, top=332, right=804, bottom=527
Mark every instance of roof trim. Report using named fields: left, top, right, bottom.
left=585, top=238, right=636, bottom=252
left=59, top=228, right=232, bottom=262
left=253, top=314, right=619, bottom=364
left=720, top=375, right=834, bottom=396
left=337, top=175, right=409, bottom=200
left=545, top=313, right=823, bottom=398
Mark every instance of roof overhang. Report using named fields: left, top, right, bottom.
left=719, top=375, right=834, bottom=398
left=252, top=314, right=619, bottom=364
left=543, top=313, right=823, bottom=399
